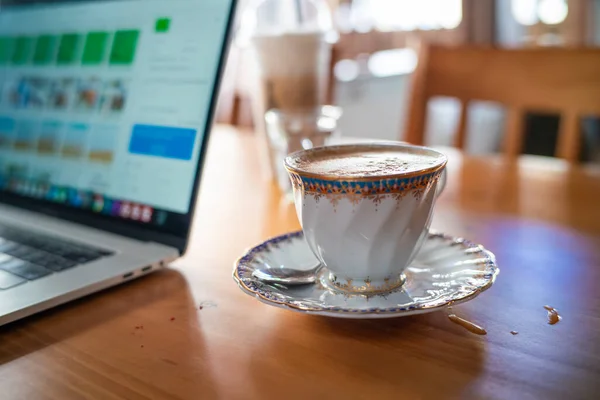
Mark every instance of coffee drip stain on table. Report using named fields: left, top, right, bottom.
left=447, top=313, right=488, bottom=335
left=445, top=304, right=563, bottom=336
left=544, top=305, right=562, bottom=325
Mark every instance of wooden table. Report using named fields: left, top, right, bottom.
left=1, top=125, right=600, bottom=400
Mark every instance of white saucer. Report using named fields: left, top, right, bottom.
left=233, top=231, right=499, bottom=319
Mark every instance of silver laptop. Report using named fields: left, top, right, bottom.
left=0, top=0, right=237, bottom=325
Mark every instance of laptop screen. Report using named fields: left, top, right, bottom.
left=0, top=0, right=235, bottom=239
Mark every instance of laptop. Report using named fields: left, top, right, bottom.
left=0, top=0, right=237, bottom=325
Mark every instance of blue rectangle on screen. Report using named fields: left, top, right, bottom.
left=0, top=117, right=16, bottom=132
left=129, top=125, right=197, bottom=160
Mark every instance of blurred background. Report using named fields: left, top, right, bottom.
left=215, top=0, right=600, bottom=162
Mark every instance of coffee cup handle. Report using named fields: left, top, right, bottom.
left=435, top=169, right=447, bottom=199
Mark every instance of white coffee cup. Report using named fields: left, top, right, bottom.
left=285, top=143, right=447, bottom=294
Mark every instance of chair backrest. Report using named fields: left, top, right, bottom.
left=404, top=45, right=600, bottom=162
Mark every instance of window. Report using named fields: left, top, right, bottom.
left=511, top=0, right=568, bottom=25
left=336, top=0, right=462, bottom=32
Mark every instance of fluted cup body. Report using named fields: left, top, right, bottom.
left=285, top=143, right=447, bottom=294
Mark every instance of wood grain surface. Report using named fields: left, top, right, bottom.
left=1, top=125, right=600, bottom=400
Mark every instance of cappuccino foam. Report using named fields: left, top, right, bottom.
left=287, top=146, right=446, bottom=178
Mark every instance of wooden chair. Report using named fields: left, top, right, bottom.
left=404, top=45, right=600, bottom=162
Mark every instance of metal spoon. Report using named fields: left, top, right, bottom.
left=252, top=264, right=322, bottom=285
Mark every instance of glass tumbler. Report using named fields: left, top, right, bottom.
left=264, top=106, right=342, bottom=199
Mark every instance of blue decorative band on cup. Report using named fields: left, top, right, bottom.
left=288, top=169, right=443, bottom=206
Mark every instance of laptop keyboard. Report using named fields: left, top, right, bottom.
left=0, top=226, right=114, bottom=290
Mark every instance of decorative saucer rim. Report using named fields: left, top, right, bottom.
left=233, top=230, right=499, bottom=316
